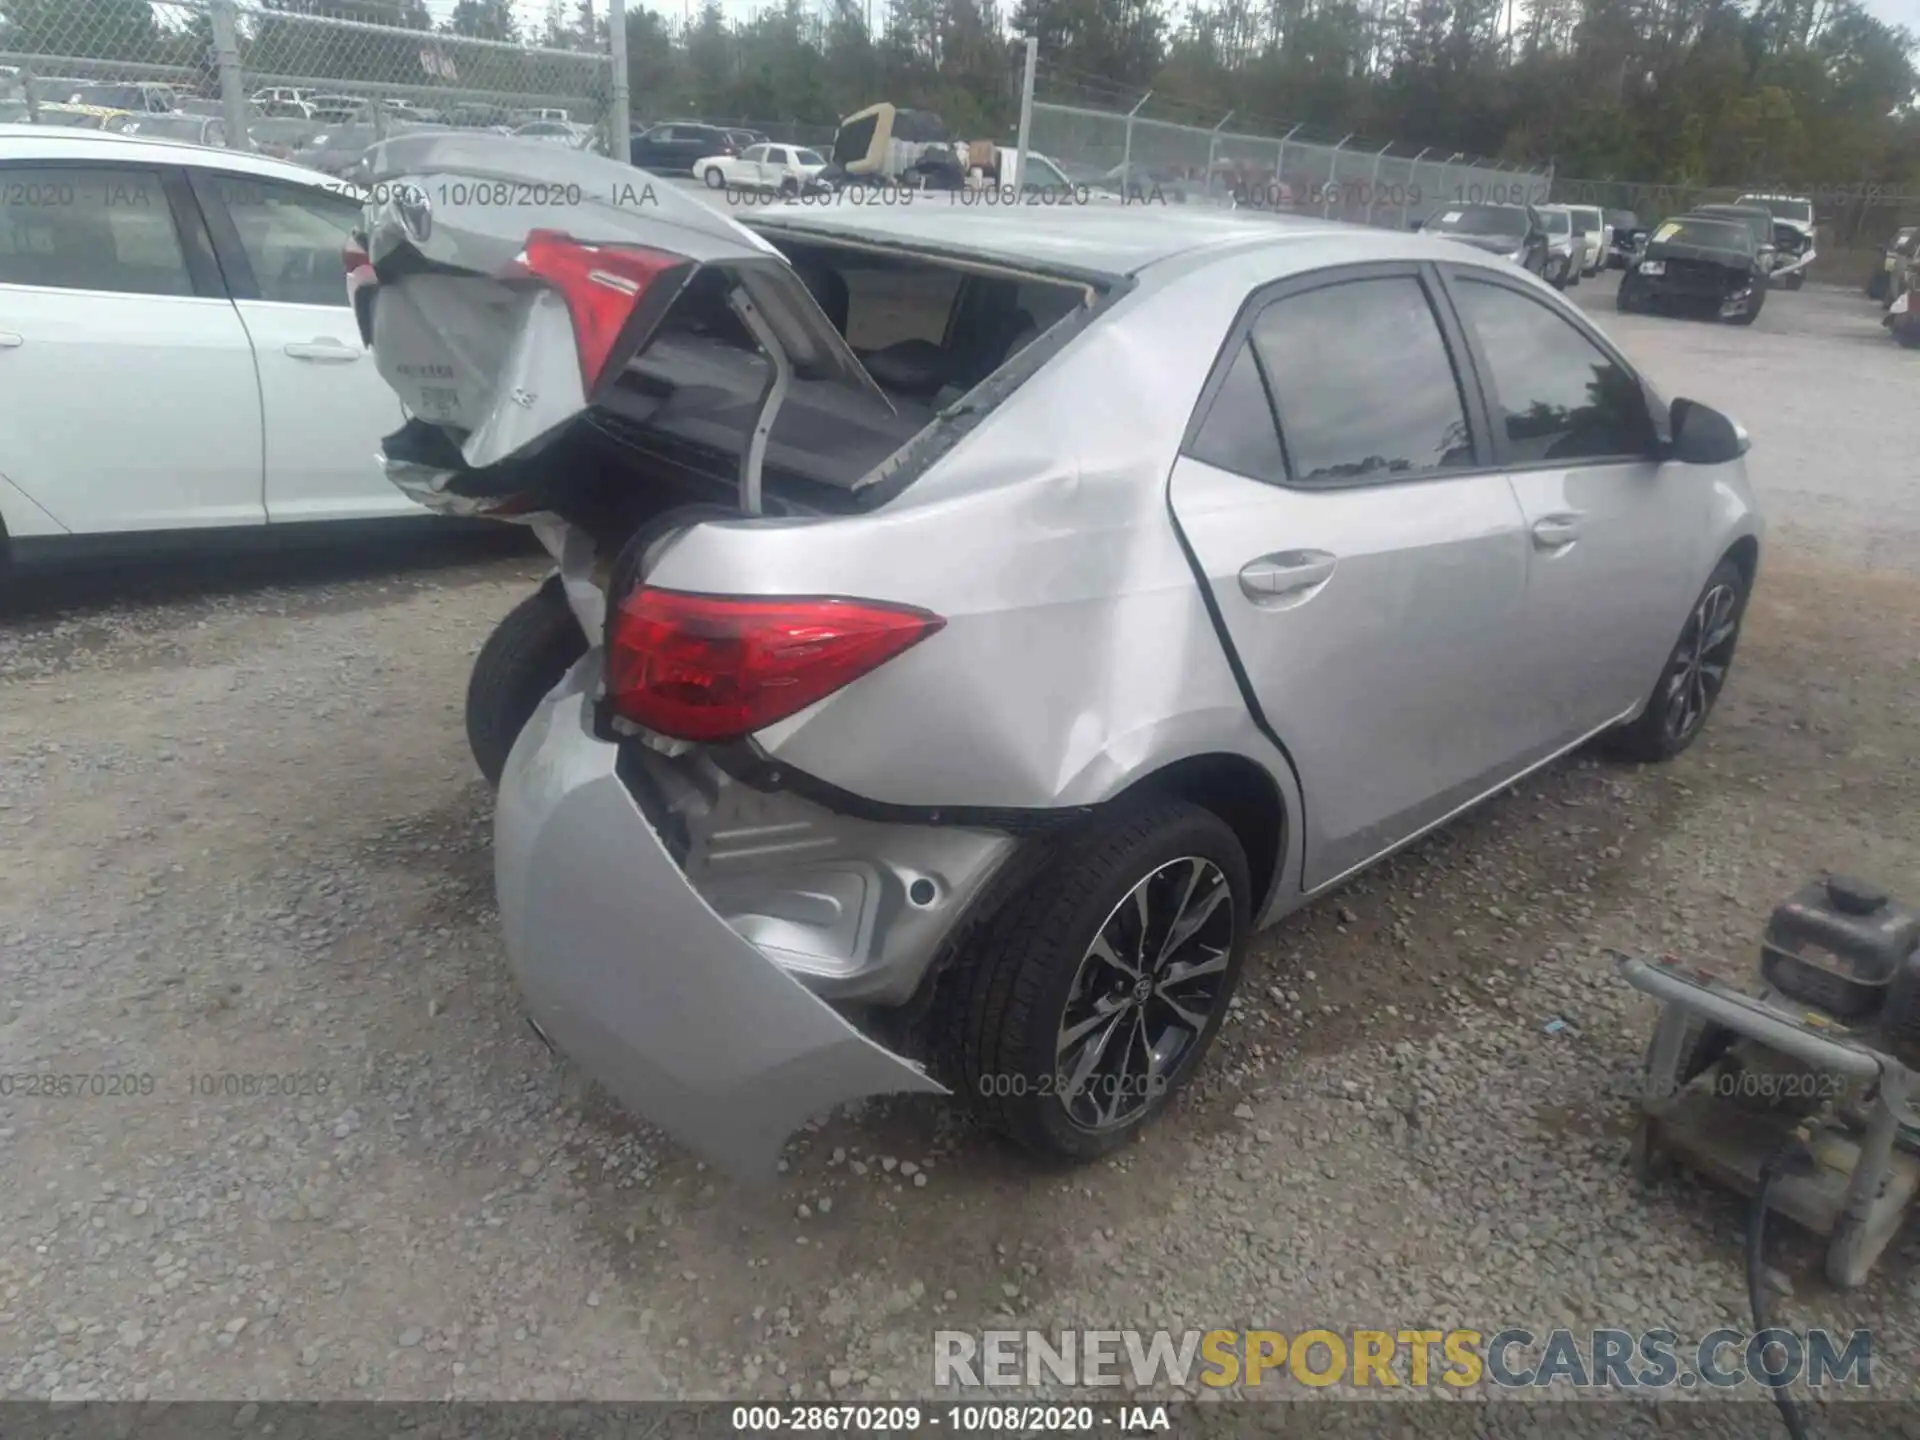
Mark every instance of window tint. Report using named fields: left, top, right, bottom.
left=1024, top=155, right=1071, bottom=190
left=1251, top=276, right=1474, bottom=485
left=0, top=165, right=192, bottom=295
left=215, top=175, right=360, bottom=306
left=1188, top=339, right=1286, bottom=481
left=742, top=145, right=766, bottom=162
left=1452, top=278, right=1654, bottom=463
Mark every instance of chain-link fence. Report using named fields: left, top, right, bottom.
left=1, top=0, right=617, bottom=167
left=1028, top=78, right=1551, bottom=229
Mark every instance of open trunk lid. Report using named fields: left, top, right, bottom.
left=359, top=132, right=890, bottom=491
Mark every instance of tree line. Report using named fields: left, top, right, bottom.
left=5, top=0, right=1915, bottom=189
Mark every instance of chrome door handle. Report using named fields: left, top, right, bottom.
left=1531, top=513, right=1584, bottom=549
left=1239, top=549, right=1338, bottom=601
left=0, top=332, right=22, bottom=348
left=283, top=340, right=362, bottom=362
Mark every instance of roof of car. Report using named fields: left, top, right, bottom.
left=743, top=201, right=1393, bottom=278
left=0, top=123, right=349, bottom=184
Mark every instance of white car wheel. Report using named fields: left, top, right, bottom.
left=704, top=166, right=726, bottom=189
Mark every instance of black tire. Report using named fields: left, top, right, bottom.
left=779, top=176, right=799, bottom=198
left=1783, top=272, right=1804, bottom=292
left=1602, top=556, right=1749, bottom=763
left=466, top=582, right=588, bottom=788
left=937, top=798, right=1252, bottom=1161
left=1616, top=279, right=1641, bottom=313
left=703, top=165, right=725, bottom=189
left=1728, top=283, right=1765, bottom=325
left=1897, top=326, right=1920, bottom=350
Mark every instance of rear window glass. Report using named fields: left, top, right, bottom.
left=1428, top=205, right=1527, bottom=237
left=1652, top=218, right=1753, bottom=251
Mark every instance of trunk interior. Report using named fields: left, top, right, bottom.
left=407, top=238, right=1100, bottom=556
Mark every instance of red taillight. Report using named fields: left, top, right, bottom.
left=343, top=236, right=375, bottom=339
left=509, top=229, right=685, bottom=394
left=606, top=587, right=944, bottom=743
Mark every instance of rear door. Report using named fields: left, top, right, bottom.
left=1168, top=263, right=1536, bottom=892
left=1438, top=265, right=1703, bottom=743
left=189, top=166, right=413, bottom=522
left=0, top=159, right=263, bottom=533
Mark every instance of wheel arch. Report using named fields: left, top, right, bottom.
left=1722, top=533, right=1759, bottom=591
left=1111, top=750, right=1289, bottom=920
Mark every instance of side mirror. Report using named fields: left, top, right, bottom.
left=1669, top=398, right=1749, bottom=465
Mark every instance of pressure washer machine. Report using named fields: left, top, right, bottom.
left=1621, top=874, right=1920, bottom=1292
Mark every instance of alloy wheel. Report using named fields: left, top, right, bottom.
left=1662, top=582, right=1740, bottom=745
left=1054, top=857, right=1236, bottom=1132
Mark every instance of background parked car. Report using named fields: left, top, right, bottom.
left=511, top=118, right=595, bottom=148
left=303, top=94, right=367, bottom=125
left=1606, top=209, right=1645, bottom=267
left=723, top=127, right=769, bottom=150
left=1867, top=225, right=1914, bottom=301
left=56, top=81, right=177, bottom=113
left=1566, top=203, right=1609, bottom=276
left=0, top=125, right=422, bottom=560
left=698, top=141, right=828, bottom=194
left=248, top=116, right=324, bottom=160
left=629, top=120, right=736, bottom=174
left=32, top=104, right=131, bottom=132
left=1422, top=202, right=1551, bottom=277
left=1735, top=192, right=1816, bottom=288
left=1687, top=202, right=1778, bottom=279
left=250, top=86, right=311, bottom=113
left=1618, top=213, right=1767, bottom=324
left=111, top=112, right=228, bottom=147
left=1534, top=203, right=1585, bottom=288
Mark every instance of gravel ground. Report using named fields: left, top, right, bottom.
left=1, top=276, right=1917, bottom=1418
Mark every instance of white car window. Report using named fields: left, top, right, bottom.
left=795, top=149, right=824, bottom=166
left=214, top=174, right=360, bottom=307
left=0, top=164, right=193, bottom=296
left=767, top=147, right=789, bottom=166
left=742, top=145, right=767, bottom=162
left=1024, top=155, right=1071, bottom=191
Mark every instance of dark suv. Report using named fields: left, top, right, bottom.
left=628, top=121, right=734, bottom=175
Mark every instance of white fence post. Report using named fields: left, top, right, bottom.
left=1122, top=89, right=1151, bottom=198
left=1275, top=122, right=1299, bottom=201
left=1013, top=35, right=1036, bottom=193
left=1206, top=111, right=1233, bottom=194
left=1365, top=141, right=1388, bottom=224
left=208, top=0, right=250, bottom=152
left=607, top=0, right=630, bottom=157
left=1404, top=147, right=1429, bottom=228
left=1323, top=134, right=1350, bottom=216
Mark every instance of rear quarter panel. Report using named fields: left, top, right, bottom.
left=640, top=243, right=1315, bottom=887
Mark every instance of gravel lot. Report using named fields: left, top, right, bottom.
left=2, top=273, right=1917, bottom=1416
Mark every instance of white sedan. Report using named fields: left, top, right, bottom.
left=697, top=142, right=827, bottom=196
left=0, top=125, right=421, bottom=563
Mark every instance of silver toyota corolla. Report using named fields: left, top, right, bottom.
left=356, top=134, right=1762, bottom=1179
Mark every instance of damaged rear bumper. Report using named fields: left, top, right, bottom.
left=494, top=658, right=969, bottom=1179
